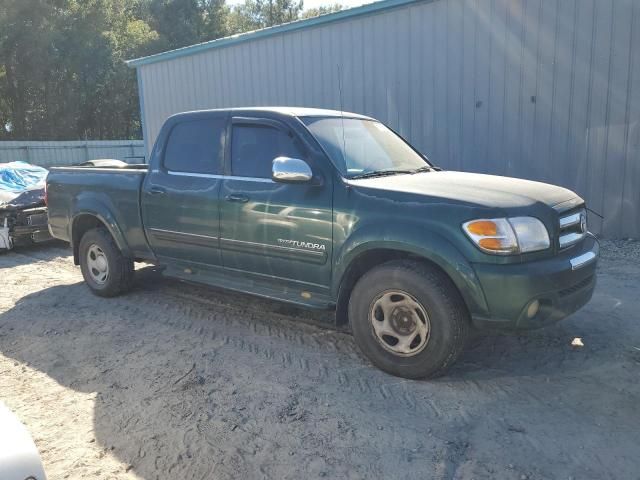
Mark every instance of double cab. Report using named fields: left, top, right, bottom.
left=46, top=107, right=599, bottom=378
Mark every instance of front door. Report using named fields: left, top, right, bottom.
left=219, top=118, right=333, bottom=293
left=142, top=112, right=227, bottom=265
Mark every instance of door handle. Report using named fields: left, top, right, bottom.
left=149, top=186, right=166, bottom=196
left=225, top=194, right=249, bottom=203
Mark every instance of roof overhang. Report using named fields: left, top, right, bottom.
left=126, top=0, right=427, bottom=68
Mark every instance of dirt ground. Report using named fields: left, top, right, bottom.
left=0, top=240, right=639, bottom=480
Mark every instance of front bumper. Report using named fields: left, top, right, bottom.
left=0, top=207, right=52, bottom=251
left=471, top=234, right=599, bottom=330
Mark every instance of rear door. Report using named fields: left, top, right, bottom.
left=142, top=112, right=227, bottom=265
left=219, top=117, right=333, bottom=292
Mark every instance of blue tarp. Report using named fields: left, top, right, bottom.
left=0, top=161, right=48, bottom=193
left=0, top=162, right=48, bottom=210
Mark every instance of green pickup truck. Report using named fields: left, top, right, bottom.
left=46, top=107, right=599, bottom=378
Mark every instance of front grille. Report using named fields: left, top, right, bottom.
left=558, top=208, right=587, bottom=250
left=26, top=212, right=48, bottom=227
left=559, top=275, right=593, bottom=297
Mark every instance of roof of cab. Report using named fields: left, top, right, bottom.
left=168, top=107, right=373, bottom=121
left=240, top=106, right=372, bottom=119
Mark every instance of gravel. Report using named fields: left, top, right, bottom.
left=0, top=240, right=639, bottom=480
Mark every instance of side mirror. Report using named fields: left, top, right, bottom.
left=272, top=157, right=313, bottom=183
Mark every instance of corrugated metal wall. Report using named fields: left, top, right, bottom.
left=135, top=0, right=640, bottom=238
left=0, top=141, right=145, bottom=167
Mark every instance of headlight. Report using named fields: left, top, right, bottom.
left=463, top=217, right=550, bottom=255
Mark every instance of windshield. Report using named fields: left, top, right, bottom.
left=302, top=117, right=430, bottom=178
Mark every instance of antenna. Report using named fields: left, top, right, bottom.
left=337, top=64, right=347, bottom=168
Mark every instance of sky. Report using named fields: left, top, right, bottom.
left=226, top=0, right=380, bottom=12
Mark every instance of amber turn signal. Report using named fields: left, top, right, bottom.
left=465, top=220, right=498, bottom=236
left=478, top=237, right=505, bottom=250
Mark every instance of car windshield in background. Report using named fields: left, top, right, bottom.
left=302, top=117, right=430, bottom=178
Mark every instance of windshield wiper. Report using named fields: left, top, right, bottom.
left=411, top=166, right=435, bottom=174
left=349, top=169, right=414, bottom=179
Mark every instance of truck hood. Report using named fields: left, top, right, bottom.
left=347, top=171, right=579, bottom=210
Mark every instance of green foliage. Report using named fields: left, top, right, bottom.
left=0, top=0, right=342, bottom=141
left=300, top=3, right=342, bottom=19
left=226, top=0, right=304, bottom=32
left=0, top=0, right=159, bottom=140
left=147, top=0, right=227, bottom=51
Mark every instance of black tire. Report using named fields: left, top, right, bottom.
left=79, top=227, right=134, bottom=297
left=348, top=260, right=469, bottom=379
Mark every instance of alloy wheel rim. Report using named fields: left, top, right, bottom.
left=369, top=290, right=430, bottom=356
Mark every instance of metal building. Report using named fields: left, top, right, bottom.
left=127, top=0, right=640, bottom=238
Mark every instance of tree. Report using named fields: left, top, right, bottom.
left=0, top=0, right=341, bottom=141
left=226, top=0, right=304, bottom=33
left=146, top=0, right=226, bottom=50
left=0, top=0, right=59, bottom=138
left=0, top=0, right=158, bottom=140
left=300, top=3, right=342, bottom=19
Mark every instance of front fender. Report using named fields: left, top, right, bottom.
left=70, top=193, right=131, bottom=257
left=333, top=223, right=489, bottom=317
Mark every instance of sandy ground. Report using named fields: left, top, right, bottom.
left=0, top=240, right=639, bottom=480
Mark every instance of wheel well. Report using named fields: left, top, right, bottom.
left=335, top=248, right=462, bottom=326
left=71, top=214, right=107, bottom=265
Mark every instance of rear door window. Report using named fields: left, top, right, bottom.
left=164, top=118, right=226, bottom=174
left=231, top=125, right=303, bottom=178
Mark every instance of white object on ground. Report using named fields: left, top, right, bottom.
left=0, top=401, right=47, bottom=480
left=0, top=218, right=12, bottom=251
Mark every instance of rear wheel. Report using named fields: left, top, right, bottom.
left=79, top=227, right=133, bottom=297
left=348, top=260, right=469, bottom=379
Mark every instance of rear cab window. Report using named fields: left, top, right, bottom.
left=231, top=124, right=304, bottom=178
left=163, top=118, right=226, bottom=174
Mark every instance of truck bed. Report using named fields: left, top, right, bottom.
left=46, top=163, right=151, bottom=259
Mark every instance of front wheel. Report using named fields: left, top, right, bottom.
left=79, top=227, right=134, bottom=297
left=348, top=260, right=470, bottom=379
